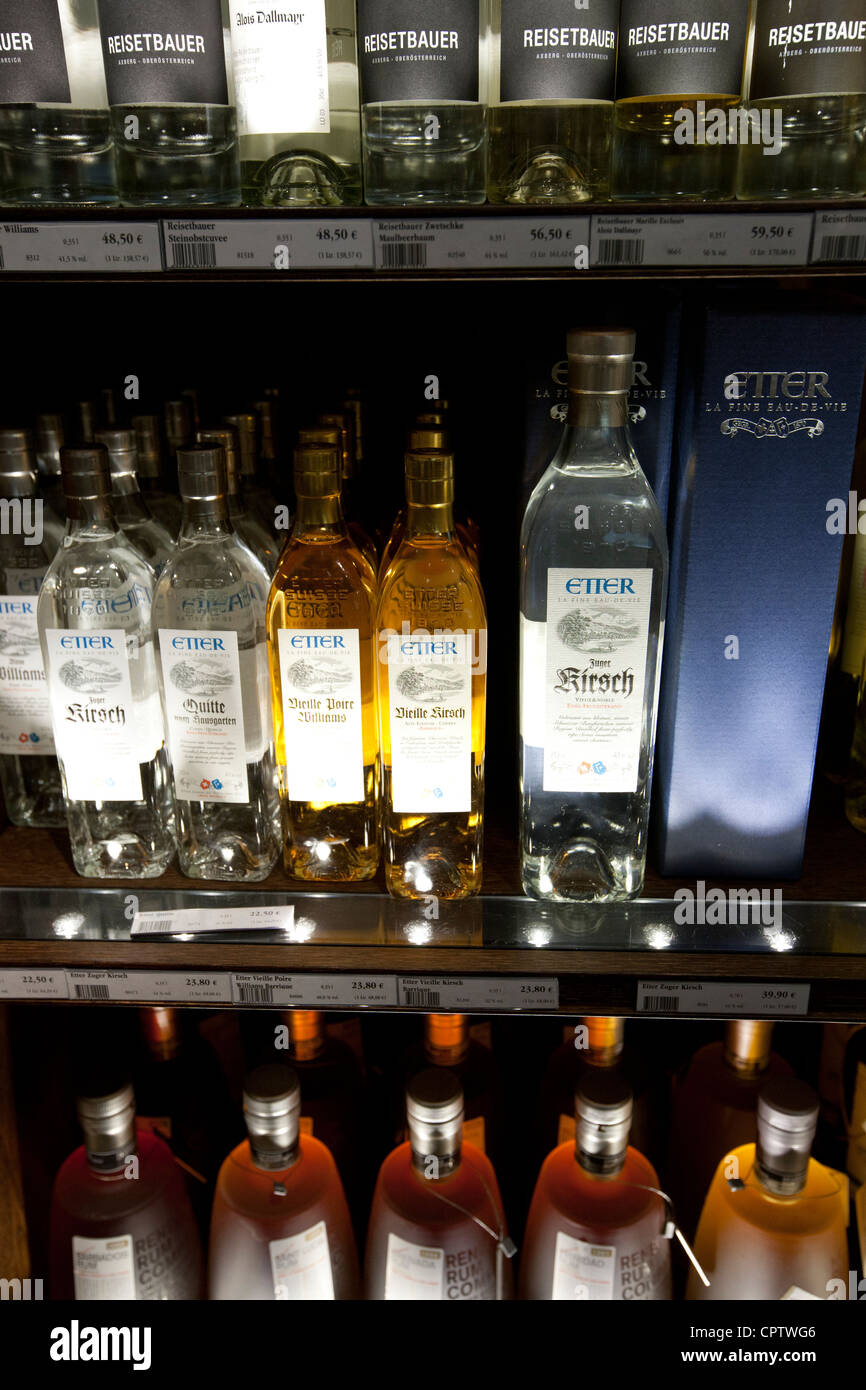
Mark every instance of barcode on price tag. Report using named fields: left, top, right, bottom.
left=64, top=970, right=233, bottom=1003
left=0, top=969, right=69, bottom=1000
left=230, top=973, right=397, bottom=1007
left=131, top=905, right=295, bottom=936
left=163, top=219, right=374, bottom=271
left=636, top=981, right=810, bottom=1016
left=811, top=211, right=866, bottom=265
left=374, top=217, right=589, bottom=271
left=0, top=222, right=161, bottom=272
left=591, top=213, right=811, bottom=268
left=396, top=976, right=559, bottom=1010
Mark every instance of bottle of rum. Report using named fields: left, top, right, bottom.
left=520, top=1070, right=672, bottom=1300
left=0, top=430, right=65, bottom=827
left=365, top=1068, right=511, bottom=1300
left=688, top=1078, right=850, bottom=1300
left=519, top=329, right=668, bottom=901
left=153, top=445, right=279, bottom=882
left=0, top=0, right=115, bottom=206
left=37, top=446, right=175, bottom=877
left=209, top=1065, right=360, bottom=1299
left=267, top=443, right=379, bottom=881
left=487, top=0, right=617, bottom=204
left=377, top=441, right=487, bottom=899
left=229, top=0, right=362, bottom=207
left=299, top=422, right=377, bottom=572
left=196, top=426, right=280, bottom=575
left=97, top=0, right=240, bottom=206
left=50, top=1081, right=204, bottom=1300
left=612, top=1, right=751, bottom=201
left=400, top=1014, right=504, bottom=1161
left=94, top=428, right=175, bottom=576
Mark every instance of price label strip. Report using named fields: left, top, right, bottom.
left=591, top=213, right=812, bottom=269
left=811, top=210, right=866, bottom=265
left=397, top=975, right=559, bottom=1010
left=0, top=221, right=162, bottom=272
left=131, top=905, right=295, bottom=936
left=65, top=969, right=232, bottom=1003
left=231, top=973, right=397, bottom=1008
left=374, top=216, right=590, bottom=272
left=636, top=980, right=810, bottom=1017
left=0, top=969, right=69, bottom=999
left=163, top=219, right=374, bottom=271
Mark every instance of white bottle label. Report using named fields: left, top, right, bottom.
left=540, top=569, right=653, bottom=794
left=72, top=1233, right=136, bottom=1301
left=269, top=1220, right=335, bottom=1300
left=0, top=595, right=55, bottom=755
left=278, top=627, right=365, bottom=803
left=386, top=630, right=475, bottom=813
left=384, top=1233, right=445, bottom=1300
left=552, top=1232, right=616, bottom=1301
left=229, top=1, right=330, bottom=136
left=158, top=628, right=256, bottom=804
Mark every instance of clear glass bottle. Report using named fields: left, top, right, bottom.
left=37, top=445, right=175, bottom=878
left=520, top=1071, right=672, bottom=1300
left=0, top=429, right=65, bottom=826
left=737, top=2, right=866, bottom=200
left=50, top=1082, right=204, bottom=1300
left=377, top=442, right=487, bottom=899
left=196, top=425, right=279, bottom=575
left=153, top=445, right=278, bottom=882
left=300, top=421, right=377, bottom=572
left=34, top=413, right=68, bottom=549
left=0, top=0, right=115, bottom=205
left=359, top=0, right=490, bottom=206
left=267, top=443, right=379, bottom=882
left=131, top=413, right=180, bottom=536
left=209, top=1065, right=360, bottom=1299
left=487, top=0, right=617, bottom=204
left=155, top=400, right=191, bottom=536
left=611, top=1, right=752, bottom=201
left=224, top=411, right=277, bottom=536
left=95, top=428, right=175, bottom=576
left=229, top=0, right=361, bottom=206
left=365, top=1069, right=512, bottom=1300
left=688, top=1078, right=850, bottom=1300
left=519, top=329, right=668, bottom=901
left=98, top=0, right=240, bottom=206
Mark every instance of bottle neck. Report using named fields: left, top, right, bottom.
left=724, top=1020, right=773, bottom=1076
left=406, top=497, right=455, bottom=541
left=248, top=1135, right=300, bottom=1173
left=110, top=471, right=143, bottom=500
left=293, top=492, right=346, bottom=534
left=424, top=1015, right=469, bottom=1067
left=65, top=495, right=118, bottom=531
left=577, top=1144, right=627, bottom=1179
left=286, top=1010, right=326, bottom=1062
left=84, top=1126, right=137, bottom=1175
left=179, top=496, right=232, bottom=538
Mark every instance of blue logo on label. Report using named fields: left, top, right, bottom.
left=592, top=761, right=606, bottom=775
left=29, top=733, right=39, bottom=743
left=433, top=787, right=443, bottom=798
left=326, top=777, right=337, bottom=788
left=211, top=778, right=223, bottom=791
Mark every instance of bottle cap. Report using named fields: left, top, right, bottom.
left=225, top=413, right=257, bottom=477
left=567, top=328, right=636, bottom=395
left=407, top=1068, right=464, bottom=1172
left=286, top=1010, right=325, bottom=1061
left=60, top=445, right=112, bottom=502
left=178, top=445, right=227, bottom=502
left=584, top=1016, right=625, bottom=1064
left=244, top=1065, right=302, bottom=1169
left=407, top=428, right=448, bottom=451
left=95, top=428, right=137, bottom=478
left=425, top=1014, right=469, bottom=1063
left=77, top=1081, right=137, bottom=1169
left=724, top=1019, right=773, bottom=1074
left=197, top=427, right=239, bottom=495
left=318, top=412, right=354, bottom=477
left=299, top=425, right=341, bottom=448
left=165, top=399, right=192, bottom=449
left=756, top=1077, right=818, bottom=1195
left=0, top=428, right=35, bottom=471
left=294, top=444, right=340, bottom=496
left=131, top=415, right=163, bottom=479
left=576, top=1069, right=632, bottom=1173
left=140, top=1007, right=180, bottom=1061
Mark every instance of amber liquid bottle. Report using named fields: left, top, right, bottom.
left=300, top=422, right=377, bottom=573
left=688, top=1078, right=850, bottom=1301
left=365, top=1069, right=512, bottom=1300
left=208, top=1065, right=359, bottom=1300
left=400, top=1014, right=504, bottom=1162
left=267, top=444, right=379, bottom=881
left=380, top=417, right=480, bottom=585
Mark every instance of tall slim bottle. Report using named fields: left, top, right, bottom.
left=229, top=0, right=362, bottom=206
left=34, top=413, right=68, bottom=549
left=197, top=426, right=280, bottom=575
left=299, top=422, right=376, bottom=572
left=153, top=446, right=278, bottom=882
left=519, top=329, right=668, bottom=901
left=96, top=0, right=240, bottom=205
left=358, top=0, right=490, bottom=207
left=0, top=429, right=65, bottom=826
left=487, top=1, right=617, bottom=204
left=131, top=414, right=178, bottom=534
left=267, top=444, right=379, bottom=882
left=401, top=1014, right=504, bottom=1160
left=37, top=446, right=175, bottom=878
left=95, top=428, right=175, bottom=576
left=0, top=0, right=115, bottom=205
left=208, top=1065, right=360, bottom=1299
left=224, top=411, right=277, bottom=536
left=377, top=442, right=487, bottom=899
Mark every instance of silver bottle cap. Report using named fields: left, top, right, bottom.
left=243, top=1065, right=301, bottom=1170
left=132, top=415, right=163, bottom=479
left=95, top=428, right=137, bottom=479
left=0, top=428, right=35, bottom=471
left=197, top=427, right=240, bottom=496
left=35, top=413, right=64, bottom=473
left=77, top=1082, right=137, bottom=1171
left=164, top=400, right=192, bottom=451
left=567, top=328, right=636, bottom=396
left=178, top=445, right=228, bottom=502
left=756, top=1077, right=818, bottom=1195
left=407, top=1068, right=464, bottom=1175
left=576, top=1069, right=633, bottom=1175
left=225, top=413, right=257, bottom=477
left=60, top=445, right=112, bottom=503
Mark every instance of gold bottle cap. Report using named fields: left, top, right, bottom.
left=299, top=425, right=341, bottom=448
left=294, top=444, right=341, bottom=497
left=318, top=412, right=354, bottom=478
left=724, top=1019, right=774, bottom=1074
left=583, top=1016, right=625, bottom=1065
left=140, top=1007, right=180, bottom=1061
left=286, top=1010, right=325, bottom=1061
left=405, top=448, right=454, bottom=506
left=408, top=428, right=448, bottom=451
left=225, top=413, right=258, bottom=477
left=425, top=1013, right=469, bottom=1064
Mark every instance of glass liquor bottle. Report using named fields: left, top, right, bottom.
left=358, top=0, right=490, bottom=206
left=365, top=1068, right=512, bottom=1300
left=50, top=1081, right=204, bottom=1300
left=377, top=442, right=487, bottom=899
left=229, top=0, right=362, bottom=207
left=519, top=328, right=668, bottom=901
left=76, top=398, right=96, bottom=444
left=380, top=425, right=481, bottom=584
left=97, top=0, right=240, bottom=206
left=737, top=2, right=866, bottom=200
left=687, top=1078, right=850, bottom=1301
left=299, top=422, right=377, bottom=573
left=611, top=1, right=752, bottom=201
left=209, top=1065, right=360, bottom=1299
left=34, top=413, right=69, bottom=551
left=401, top=1014, right=504, bottom=1161
left=37, top=445, right=175, bottom=878
left=0, top=429, right=65, bottom=826
left=253, top=398, right=282, bottom=508
left=225, top=411, right=277, bottom=535
left=95, top=428, right=175, bottom=576
left=131, top=413, right=179, bottom=535
left=0, top=0, right=115, bottom=206
left=267, top=443, right=379, bottom=882
left=153, top=446, right=278, bottom=882
left=197, top=426, right=280, bottom=575
left=487, top=0, right=617, bottom=204
left=153, top=400, right=190, bottom=537
left=520, top=1070, right=672, bottom=1300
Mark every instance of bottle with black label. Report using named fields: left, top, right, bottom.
left=487, top=0, right=617, bottom=204
left=96, top=0, right=240, bottom=206
left=0, top=0, right=115, bottom=205
left=358, top=0, right=490, bottom=206
left=612, top=0, right=751, bottom=201
left=737, top=1, right=866, bottom=200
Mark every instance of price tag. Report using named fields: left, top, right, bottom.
left=396, top=975, right=559, bottom=1010
left=374, top=216, right=590, bottom=271
left=811, top=210, right=866, bottom=265
left=65, top=969, right=232, bottom=1002
left=636, top=981, right=810, bottom=1016
left=0, top=969, right=69, bottom=999
left=131, top=905, right=295, bottom=936
left=163, top=219, right=374, bottom=271
left=0, top=222, right=162, bottom=272
left=231, top=973, right=397, bottom=1007
left=591, top=213, right=811, bottom=269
